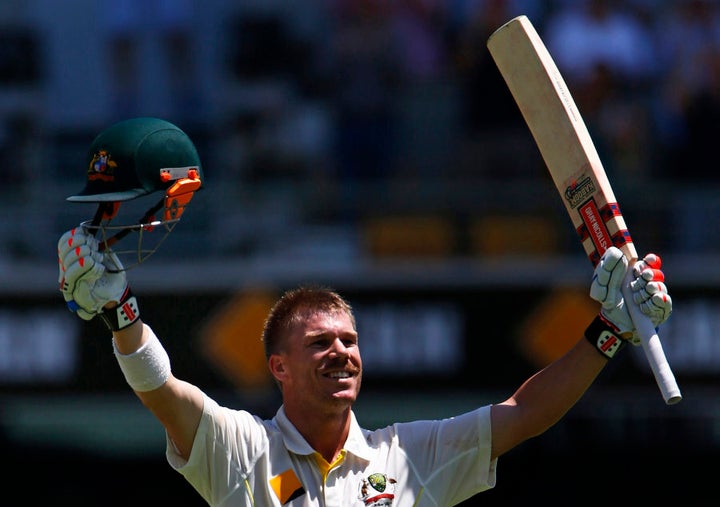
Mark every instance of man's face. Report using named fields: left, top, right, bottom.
left=273, top=310, right=362, bottom=412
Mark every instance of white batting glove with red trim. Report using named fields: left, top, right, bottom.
left=590, top=246, right=672, bottom=345
left=58, top=227, right=128, bottom=321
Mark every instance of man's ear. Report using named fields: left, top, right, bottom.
left=268, top=354, right=286, bottom=382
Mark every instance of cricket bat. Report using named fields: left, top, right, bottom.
left=487, top=15, right=681, bottom=404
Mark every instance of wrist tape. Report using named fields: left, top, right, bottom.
left=584, top=314, right=626, bottom=359
left=113, top=325, right=171, bottom=392
left=99, top=287, right=140, bottom=332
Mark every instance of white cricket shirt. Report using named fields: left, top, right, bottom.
left=167, top=393, right=497, bottom=506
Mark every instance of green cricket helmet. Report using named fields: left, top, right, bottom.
left=68, top=117, right=204, bottom=270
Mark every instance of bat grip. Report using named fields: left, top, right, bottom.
left=621, top=266, right=682, bottom=405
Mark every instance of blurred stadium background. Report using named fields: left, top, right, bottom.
left=1, top=0, right=718, bottom=504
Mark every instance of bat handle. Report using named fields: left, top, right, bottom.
left=622, top=265, right=682, bottom=405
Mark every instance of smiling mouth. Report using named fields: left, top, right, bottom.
left=326, top=371, right=352, bottom=379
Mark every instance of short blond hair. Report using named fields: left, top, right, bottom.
left=261, top=285, right=356, bottom=359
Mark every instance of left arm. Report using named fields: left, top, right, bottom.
left=489, top=247, right=673, bottom=460
left=490, top=336, right=606, bottom=459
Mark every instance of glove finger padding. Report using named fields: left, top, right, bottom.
left=57, top=227, right=129, bottom=321
left=634, top=253, right=662, bottom=272
left=58, top=227, right=98, bottom=265
left=59, top=246, right=105, bottom=294
left=590, top=247, right=634, bottom=338
left=629, top=260, right=672, bottom=327
left=58, top=227, right=102, bottom=288
left=590, top=247, right=628, bottom=308
left=641, top=288, right=672, bottom=325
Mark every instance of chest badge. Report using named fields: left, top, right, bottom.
left=358, top=473, right=397, bottom=506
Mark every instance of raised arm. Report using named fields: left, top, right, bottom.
left=490, top=247, right=673, bottom=459
left=490, top=335, right=605, bottom=459
left=112, top=319, right=204, bottom=460
left=58, top=226, right=203, bottom=460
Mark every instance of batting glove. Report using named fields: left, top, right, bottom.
left=589, top=246, right=672, bottom=346
left=58, top=227, right=129, bottom=322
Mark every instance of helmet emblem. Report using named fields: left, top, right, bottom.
left=87, top=150, right=118, bottom=182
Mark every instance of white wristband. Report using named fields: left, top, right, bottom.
left=113, top=325, right=171, bottom=392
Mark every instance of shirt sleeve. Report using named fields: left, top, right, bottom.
left=165, top=393, right=268, bottom=506
left=394, top=405, right=497, bottom=504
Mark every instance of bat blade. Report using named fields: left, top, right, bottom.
left=487, top=15, right=681, bottom=404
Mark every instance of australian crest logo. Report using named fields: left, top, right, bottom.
left=358, top=473, right=397, bottom=506
left=564, top=175, right=595, bottom=208
left=87, top=150, right=117, bottom=182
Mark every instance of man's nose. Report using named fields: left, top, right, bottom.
left=329, top=338, right=349, bottom=357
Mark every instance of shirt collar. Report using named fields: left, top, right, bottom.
left=274, top=405, right=375, bottom=462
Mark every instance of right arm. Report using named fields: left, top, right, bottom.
left=58, top=226, right=204, bottom=460
left=112, top=318, right=204, bottom=460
